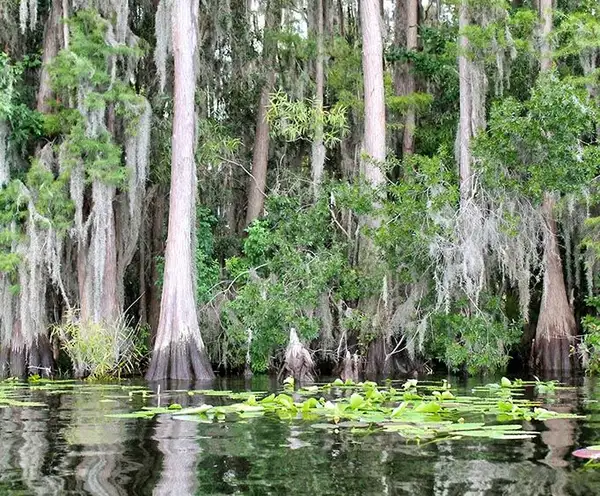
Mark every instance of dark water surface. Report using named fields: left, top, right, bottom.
left=2, top=376, right=600, bottom=495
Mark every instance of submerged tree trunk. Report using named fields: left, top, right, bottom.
left=532, top=0, right=577, bottom=373
left=311, top=0, right=326, bottom=195
left=245, top=0, right=281, bottom=226
left=146, top=0, right=214, bottom=381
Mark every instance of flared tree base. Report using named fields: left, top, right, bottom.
left=532, top=333, right=575, bottom=374
left=365, top=334, right=391, bottom=379
left=145, top=340, right=214, bottom=382
left=0, top=336, right=53, bottom=379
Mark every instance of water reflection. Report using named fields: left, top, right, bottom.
left=0, top=378, right=599, bottom=495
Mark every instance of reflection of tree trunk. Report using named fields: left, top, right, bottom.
left=539, top=388, right=577, bottom=495
left=75, top=454, right=126, bottom=496
left=18, top=409, right=64, bottom=494
left=153, top=417, right=200, bottom=496
left=0, top=410, right=22, bottom=483
left=64, top=394, right=131, bottom=495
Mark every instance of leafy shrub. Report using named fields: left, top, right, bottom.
left=580, top=297, right=600, bottom=374
left=428, top=296, right=522, bottom=375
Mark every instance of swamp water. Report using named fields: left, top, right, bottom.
left=1, top=376, right=600, bottom=495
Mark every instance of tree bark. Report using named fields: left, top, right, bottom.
left=37, top=0, right=62, bottom=114
left=311, top=0, right=326, bottom=196
left=148, top=185, right=167, bottom=338
left=245, top=81, right=273, bottom=226
left=532, top=0, right=577, bottom=373
left=361, top=0, right=386, bottom=174
left=533, top=196, right=576, bottom=371
left=458, top=0, right=473, bottom=202
left=360, top=0, right=389, bottom=378
left=394, top=0, right=418, bottom=157
left=539, top=0, right=552, bottom=73
left=146, top=0, right=214, bottom=381
left=245, top=0, right=281, bottom=226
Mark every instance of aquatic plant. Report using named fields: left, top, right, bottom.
left=106, top=377, right=583, bottom=443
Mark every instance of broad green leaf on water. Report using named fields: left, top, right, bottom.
left=170, top=405, right=214, bottom=415
left=275, top=394, right=294, bottom=409
left=105, top=411, right=156, bottom=419
left=415, top=401, right=441, bottom=413
left=349, top=393, right=364, bottom=410
left=403, top=379, right=418, bottom=390
left=302, top=397, right=320, bottom=412
left=391, top=402, right=407, bottom=417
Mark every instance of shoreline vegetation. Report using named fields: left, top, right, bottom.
left=0, top=1, right=600, bottom=381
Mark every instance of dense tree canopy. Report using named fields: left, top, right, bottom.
left=0, top=0, right=599, bottom=380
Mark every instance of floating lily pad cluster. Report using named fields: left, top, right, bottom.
left=105, top=377, right=583, bottom=443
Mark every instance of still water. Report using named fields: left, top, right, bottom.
left=1, top=376, right=600, bottom=495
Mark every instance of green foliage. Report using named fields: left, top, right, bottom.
left=267, top=90, right=349, bottom=146
left=48, top=9, right=146, bottom=187
left=25, top=160, right=74, bottom=233
left=0, top=52, right=43, bottom=148
left=222, top=185, right=363, bottom=372
left=195, top=207, right=220, bottom=304
left=327, top=37, right=363, bottom=110
left=429, top=296, right=522, bottom=375
left=476, top=74, right=597, bottom=199
left=378, top=151, right=458, bottom=278
left=51, top=310, right=148, bottom=380
left=581, top=297, right=600, bottom=375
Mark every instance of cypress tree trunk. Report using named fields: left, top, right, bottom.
left=148, top=185, right=167, bottom=338
left=394, top=0, right=418, bottom=157
left=360, top=0, right=388, bottom=377
left=311, top=0, right=326, bottom=195
left=245, top=0, right=281, bottom=226
left=533, top=196, right=576, bottom=371
left=532, top=0, right=577, bottom=372
left=458, top=0, right=473, bottom=202
left=37, top=0, right=62, bottom=114
left=245, top=80, right=273, bottom=226
left=146, top=0, right=214, bottom=381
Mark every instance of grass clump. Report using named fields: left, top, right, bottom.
left=51, top=309, right=148, bottom=380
